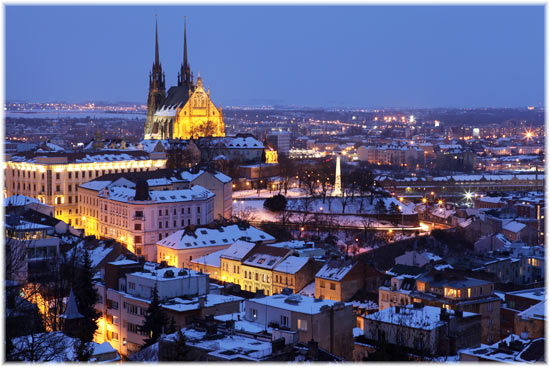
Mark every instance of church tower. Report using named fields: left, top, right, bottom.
left=145, top=18, right=166, bottom=138
left=177, top=18, right=194, bottom=89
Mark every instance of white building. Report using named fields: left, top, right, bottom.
left=4, top=150, right=166, bottom=226
left=79, top=177, right=215, bottom=260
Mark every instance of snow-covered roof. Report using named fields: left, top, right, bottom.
left=161, top=294, right=243, bottom=313
left=5, top=194, right=49, bottom=208
left=131, top=326, right=272, bottom=361
left=190, top=249, right=225, bottom=268
left=219, top=240, right=257, bottom=261
left=506, top=288, right=545, bottom=302
left=459, top=334, right=544, bottom=363
left=246, top=294, right=344, bottom=315
left=79, top=180, right=112, bottom=191
left=8, top=151, right=155, bottom=164
left=99, top=185, right=213, bottom=204
left=517, top=300, right=545, bottom=321
left=156, top=224, right=274, bottom=251
left=315, top=259, right=356, bottom=281
left=502, top=221, right=527, bottom=233
left=364, top=304, right=478, bottom=330
left=273, top=256, right=310, bottom=274
left=242, top=245, right=290, bottom=270
left=129, top=266, right=205, bottom=282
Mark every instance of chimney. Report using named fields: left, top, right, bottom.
left=307, top=339, right=319, bottom=360
left=198, top=296, right=206, bottom=309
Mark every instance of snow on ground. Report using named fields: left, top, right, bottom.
left=233, top=188, right=304, bottom=199
left=234, top=198, right=414, bottom=229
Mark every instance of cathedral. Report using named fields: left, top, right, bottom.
left=143, top=20, right=225, bottom=140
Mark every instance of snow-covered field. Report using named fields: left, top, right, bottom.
left=233, top=196, right=418, bottom=229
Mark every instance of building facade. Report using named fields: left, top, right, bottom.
left=4, top=151, right=166, bottom=226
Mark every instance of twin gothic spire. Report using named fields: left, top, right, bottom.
left=151, top=16, right=193, bottom=90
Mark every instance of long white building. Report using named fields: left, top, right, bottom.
left=4, top=150, right=166, bottom=226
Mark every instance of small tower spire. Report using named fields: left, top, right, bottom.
left=155, top=14, right=160, bottom=66
left=179, top=16, right=192, bottom=88
left=183, top=16, right=188, bottom=70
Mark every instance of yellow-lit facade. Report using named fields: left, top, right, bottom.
left=220, top=257, right=242, bottom=285
left=173, top=77, right=225, bottom=140
left=4, top=156, right=166, bottom=228
left=241, top=264, right=274, bottom=296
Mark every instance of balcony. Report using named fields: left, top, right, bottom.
left=133, top=214, right=145, bottom=221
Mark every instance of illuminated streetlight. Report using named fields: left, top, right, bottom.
left=438, top=200, right=443, bottom=205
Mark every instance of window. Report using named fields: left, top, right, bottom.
left=134, top=223, right=142, bottom=230
left=330, top=283, right=335, bottom=290
left=159, top=210, right=162, bottom=216
left=134, top=236, right=142, bottom=244
left=68, top=196, right=72, bottom=204
left=56, top=173, right=60, bottom=180
left=135, top=210, right=143, bottom=217
left=197, top=218, right=200, bottom=225
left=165, top=209, right=168, bottom=215
left=174, top=209, right=177, bottom=215
left=75, top=172, right=79, bottom=179
left=197, top=207, right=201, bottom=213
left=56, top=185, right=61, bottom=192
left=297, top=319, right=307, bottom=331
left=255, top=273, right=259, bottom=281
left=129, top=282, right=136, bottom=290
left=159, top=233, right=162, bottom=240
left=112, top=316, right=120, bottom=325
left=108, top=331, right=119, bottom=341
left=159, top=222, right=163, bottom=229
left=320, top=280, right=325, bottom=288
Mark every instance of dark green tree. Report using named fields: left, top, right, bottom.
left=139, top=285, right=168, bottom=349
left=389, top=202, right=401, bottom=215
left=166, top=316, right=177, bottom=335
left=375, top=199, right=387, bottom=214
left=264, top=194, right=287, bottom=212
left=74, top=250, right=101, bottom=343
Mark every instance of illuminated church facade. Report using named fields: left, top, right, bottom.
left=144, top=20, right=225, bottom=140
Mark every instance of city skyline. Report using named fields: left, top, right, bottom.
left=6, top=5, right=545, bottom=108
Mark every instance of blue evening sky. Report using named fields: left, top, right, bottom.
left=5, top=5, right=545, bottom=108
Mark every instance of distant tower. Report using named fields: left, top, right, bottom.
left=333, top=154, right=342, bottom=196
left=60, top=289, right=84, bottom=338
left=145, top=17, right=166, bottom=138
left=177, top=17, right=193, bottom=89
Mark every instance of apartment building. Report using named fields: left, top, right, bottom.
left=361, top=304, right=481, bottom=358
left=94, top=259, right=239, bottom=357
left=244, top=294, right=355, bottom=360
left=156, top=224, right=275, bottom=269
left=410, top=271, right=501, bottom=344
left=315, top=259, right=365, bottom=302
left=272, top=256, right=319, bottom=295
left=241, top=245, right=293, bottom=296
left=4, top=150, right=166, bottom=226
left=79, top=178, right=214, bottom=259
